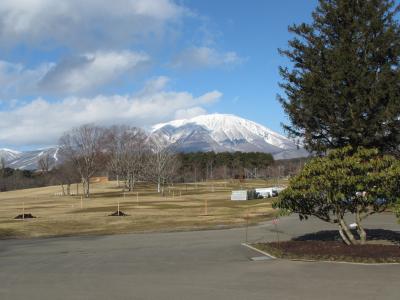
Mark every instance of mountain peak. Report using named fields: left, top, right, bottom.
left=152, top=113, right=308, bottom=159
left=154, top=113, right=253, bottom=131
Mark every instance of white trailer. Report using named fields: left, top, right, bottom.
left=255, top=186, right=286, bottom=198
left=255, top=188, right=275, bottom=198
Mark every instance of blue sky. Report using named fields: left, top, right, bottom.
left=0, top=0, right=317, bottom=150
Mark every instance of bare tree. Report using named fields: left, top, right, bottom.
left=38, top=154, right=51, bottom=174
left=147, top=141, right=179, bottom=193
left=54, top=161, right=80, bottom=195
left=106, top=125, right=148, bottom=191
left=59, top=124, right=106, bottom=198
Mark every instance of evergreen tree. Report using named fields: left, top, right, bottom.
left=279, top=0, right=400, bottom=155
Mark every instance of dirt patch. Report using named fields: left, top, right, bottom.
left=108, top=210, right=129, bottom=216
left=255, top=241, right=400, bottom=263
left=14, top=213, right=36, bottom=219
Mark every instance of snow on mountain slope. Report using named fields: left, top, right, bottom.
left=1, top=114, right=307, bottom=170
left=6, top=147, right=60, bottom=170
left=0, top=148, right=22, bottom=162
left=152, top=114, right=308, bottom=159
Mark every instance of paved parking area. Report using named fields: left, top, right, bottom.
left=0, top=214, right=399, bottom=299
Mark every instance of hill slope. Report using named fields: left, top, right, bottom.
left=0, top=149, right=22, bottom=162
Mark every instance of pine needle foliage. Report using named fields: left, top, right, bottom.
left=279, top=0, right=400, bottom=155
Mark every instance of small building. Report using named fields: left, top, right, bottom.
left=231, top=190, right=248, bottom=201
left=231, top=189, right=259, bottom=201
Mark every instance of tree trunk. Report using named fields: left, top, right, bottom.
left=82, top=179, right=85, bottom=197
left=338, top=226, right=351, bottom=245
left=82, top=178, right=90, bottom=198
left=127, top=173, right=135, bottom=192
left=67, top=184, right=71, bottom=196
left=338, top=217, right=358, bottom=245
left=355, top=209, right=367, bottom=244
left=85, top=180, right=90, bottom=198
left=124, top=177, right=128, bottom=191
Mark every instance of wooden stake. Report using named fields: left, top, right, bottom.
left=245, top=210, right=249, bottom=243
left=22, top=202, right=25, bottom=221
left=136, top=192, right=139, bottom=206
left=204, top=198, right=208, bottom=216
left=80, top=196, right=83, bottom=209
left=118, top=198, right=120, bottom=216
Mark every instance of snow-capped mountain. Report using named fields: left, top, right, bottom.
left=1, top=114, right=308, bottom=170
left=152, top=114, right=308, bottom=159
left=0, top=148, right=22, bottom=162
left=2, top=147, right=60, bottom=170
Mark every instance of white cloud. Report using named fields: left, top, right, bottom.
left=0, top=83, right=222, bottom=146
left=174, top=107, right=207, bottom=120
left=39, top=51, right=150, bottom=94
left=0, top=51, right=150, bottom=96
left=170, top=46, right=244, bottom=69
left=0, top=60, right=54, bottom=96
left=139, top=76, right=170, bottom=95
left=0, top=0, right=188, bottom=50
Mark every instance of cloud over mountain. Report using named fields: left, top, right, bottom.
left=0, top=78, right=222, bottom=146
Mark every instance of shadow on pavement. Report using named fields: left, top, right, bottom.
left=293, top=228, right=400, bottom=245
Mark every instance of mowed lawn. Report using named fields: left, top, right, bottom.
left=0, top=179, right=283, bottom=239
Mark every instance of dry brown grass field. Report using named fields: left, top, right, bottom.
left=0, top=179, right=286, bottom=239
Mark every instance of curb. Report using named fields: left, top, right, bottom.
left=242, top=243, right=400, bottom=265
left=288, top=258, right=400, bottom=266
left=241, top=243, right=277, bottom=259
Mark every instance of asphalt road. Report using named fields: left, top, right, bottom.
left=0, top=214, right=399, bottom=300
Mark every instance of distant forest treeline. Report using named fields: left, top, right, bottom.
left=0, top=167, right=55, bottom=192
left=176, top=151, right=306, bottom=182
left=177, top=151, right=274, bottom=181
left=0, top=151, right=307, bottom=192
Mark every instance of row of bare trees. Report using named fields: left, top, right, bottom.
left=58, top=124, right=178, bottom=198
